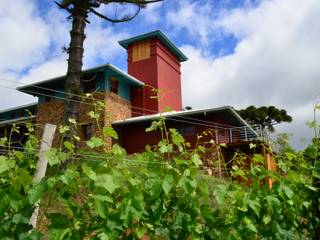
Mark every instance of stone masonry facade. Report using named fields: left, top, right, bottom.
left=36, top=92, right=131, bottom=150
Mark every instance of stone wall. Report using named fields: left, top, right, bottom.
left=36, top=101, right=64, bottom=147
left=35, top=92, right=131, bottom=150
left=104, top=92, right=131, bottom=150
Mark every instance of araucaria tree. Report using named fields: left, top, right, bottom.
left=238, top=105, right=292, bottom=132
left=56, top=0, right=161, bottom=135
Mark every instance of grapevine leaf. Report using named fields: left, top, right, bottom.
left=191, top=153, right=202, bottom=167
left=162, top=174, right=174, bottom=195
left=97, top=174, right=118, bottom=194
left=0, top=156, right=15, bottom=174
left=82, top=164, right=97, bottom=181
left=103, top=127, right=118, bottom=139
left=243, top=217, right=257, bottom=233
left=48, top=228, right=70, bottom=240
left=87, top=137, right=104, bottom=149
left=263, top=214, right=272, bottom=225
left=28, top=183, right=45, bottom=204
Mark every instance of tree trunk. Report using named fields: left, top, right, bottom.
left=63, top=1, right=87, bottom=135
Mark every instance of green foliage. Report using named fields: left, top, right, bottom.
left=0, top=113, right=319, bottom=239
left=238, top=105, right=292, bottom=131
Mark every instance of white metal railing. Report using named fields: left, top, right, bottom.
left=215, top=124, right=268, bottom=144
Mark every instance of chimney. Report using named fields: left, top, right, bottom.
left=119, top=30, right=188, bottom=116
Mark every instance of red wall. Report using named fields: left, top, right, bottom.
left=114, top=113, right=232, bottom=154
left=128, top=38, right=182, bottom=115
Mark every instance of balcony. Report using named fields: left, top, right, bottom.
left=215, top=124, right=268, bottom=144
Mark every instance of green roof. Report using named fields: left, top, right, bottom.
left=119, top=30, right=188, bottom=62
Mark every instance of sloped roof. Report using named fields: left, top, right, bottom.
left=17, top=64, right=144, bottom=96
left=113, top=106, right=258, bottom=137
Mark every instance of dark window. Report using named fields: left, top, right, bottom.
left=82, top=124, right=92, bottom=141
left=11, top=113, right=15, bottom=119
left=110, top=77, right=118, bottom=94
left=184, top=127, right=196, bottom=136
left=83, top=80, right=96, bottom=93
left=177, top=126, right=196, bottom=136
left=45, top=96, right=52, bottom=102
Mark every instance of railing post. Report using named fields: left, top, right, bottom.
left=215, top=129, right=219, bottom=144
left=229, top=128, right=233, bottom=143
left=244, top=126, right=248, bottom=141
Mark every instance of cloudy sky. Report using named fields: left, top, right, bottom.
left=0, top=0, right=319, bottom=148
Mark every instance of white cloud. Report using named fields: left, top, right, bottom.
left=0, top=1, right=131, bottom=111
left=180, top=0, right=320, bottom=148
left=84, top=23, right=129, bottom=68
left=0, top=0, right=49, bottom=72
left=166, top=1, right=219, bottom=45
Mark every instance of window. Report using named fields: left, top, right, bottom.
left=82, top=124, right=92, bottom=141
left=83, top=80, right=96, bottom=93
left=45, top=96, right=52, bottom=102
left=177, top=126, right=196, bottom=136
left=132, top=39, right=150, bottom=62
left=110, top=77, right=118, bottom=94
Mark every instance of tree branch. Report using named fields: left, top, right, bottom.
left=89, top=6, right=141, bottom=23
left=99, top=0, right=162, bottom=5
left=54, top=1, right=73, bottom=14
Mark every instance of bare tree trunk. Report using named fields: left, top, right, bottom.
left=63, top=2, right=87, bottom=134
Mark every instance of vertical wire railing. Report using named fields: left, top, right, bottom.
left=216, top=124, right=268, bottom=144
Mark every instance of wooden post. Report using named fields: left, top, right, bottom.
left=229, top=128, right=233, bottom=143
left=29, top=124, right=56, bottom=228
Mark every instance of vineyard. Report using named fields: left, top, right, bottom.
left=0, top=110, right=319, bottom=240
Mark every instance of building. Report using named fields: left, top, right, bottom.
left=0, top=30, right=273, bottom=172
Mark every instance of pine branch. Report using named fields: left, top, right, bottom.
left=89, top=6, right=141, bottom=23
left=98, top=0, right=162, bottom=5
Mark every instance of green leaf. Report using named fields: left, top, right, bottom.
left=82, top=164, right=97, bottom=181
left=191, top=153, right=202, bottom=167
left=146, top=120, right=161, bottom=132
left=243, top=217, right=257, bottom=233
left=111, top=144, right=126, bottom=156
left=96, top=174, right=118, bottom=194
left=12, top=213, right=29, bottom=224
left=63, top=141, right=74, bottom=151
left=59, top=125, right=70, bottom=134
left=97, top=232, right=109, bottom=240
left=253, top=154, right=265, bottom=164
left=158, top=140, right=173, bottom=154
left=249, top=143, right=256, bottom=149
left=93, top=194, right=114, bottom=203
left=28, top=183, right=45, bottom=204
left=285, top=152, right=296, bottom=161
left=46, top=149, right=68, bottom=166
left=263, top=214, right=272, bottom=225
left=103, top=127, right=118, bottom=139
left=94, top=199, right=107, bottom=219
left=248, top=199, right=261, bottom=217
left=0, top=156, right=15, bottom=174
left=48, top=228, right=70, bottom=240
left=162, top=174, right=174, bottom=195
left=283, top=185, right=294, bottom=199
left=87, top=137, right=104, bottom=149
left=88, top=111, right=100, bottom=119
left=0, top=137, right=8, bottom=146
left=59, top=169, right=78, bottom=185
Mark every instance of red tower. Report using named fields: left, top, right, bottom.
left=119, top=30, right=188, bottom=116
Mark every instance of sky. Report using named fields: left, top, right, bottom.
left=0, top=0, right=319, bottom=149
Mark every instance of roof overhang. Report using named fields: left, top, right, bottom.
left=17, top=64, right=144, bottom=97
left=119, top=30, right=188, bottom=62
left=113, top=106, right=259, bottom=138
left=0, top=116, right=36, bottom=127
